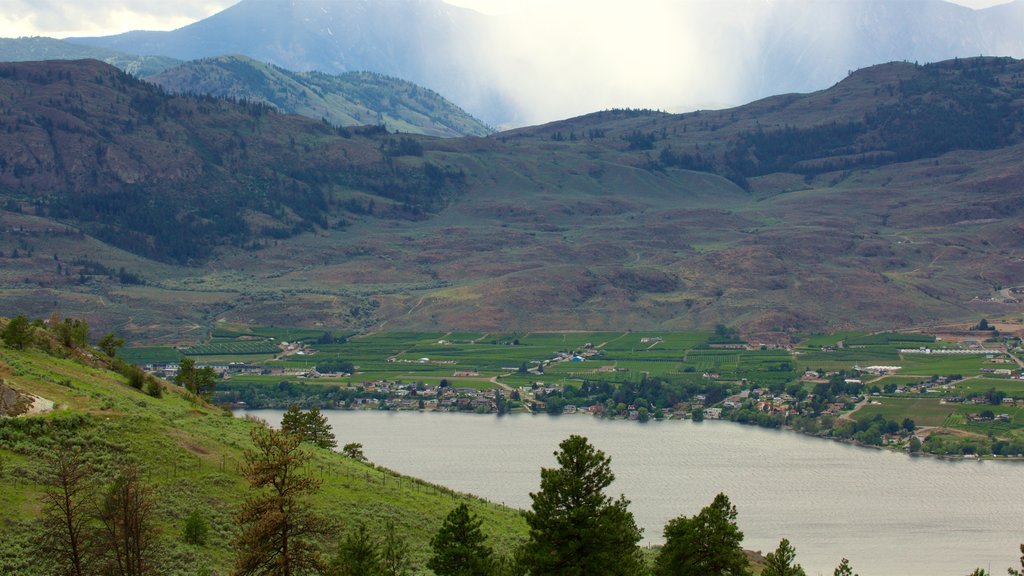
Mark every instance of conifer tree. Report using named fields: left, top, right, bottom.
left=762, top=539, right=806, bottom=576
left=330, top=522, right=383, bottom=576
left=234, top=425, right=335, bottom=576
left=521, top=435, right=644, bottom=576
left=96, top=464, right=158, bottom=576
left=655, top=493, right=749, bottom=576
left=428, top=503, right=494, bottom=576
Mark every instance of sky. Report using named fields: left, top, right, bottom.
left=0, top=0, right=1015, bottom=39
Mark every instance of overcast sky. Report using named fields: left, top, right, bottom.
left=0, top=0, right=1015, bottom=38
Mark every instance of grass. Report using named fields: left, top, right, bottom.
left=0, top=342, right=527, bottom=575
left=854, top=397, right=958, bottom=427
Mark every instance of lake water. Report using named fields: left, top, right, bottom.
left=239, top=410, right=1024, bottom=576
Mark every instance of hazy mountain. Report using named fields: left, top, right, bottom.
left=1, top=58, right=1023, bottom=338
left=66, top=0, right=1024, bottom=127
left=68, top=0, right=511, bottom=125
left=0, top=36, right=179, bottom=76
left=147, top=55, right=491, bottom=137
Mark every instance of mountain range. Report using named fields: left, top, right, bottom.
left=0, top=57, right=1022, bottom=341
left=62, top=0, right=1024, bottom=127
left=0, top=39, right=491, bottom=138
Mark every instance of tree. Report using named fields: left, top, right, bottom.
left=342, top=443, right=366, bottom=461
left=330, top=522, right=383, bottom=576
left=428, top=504, right=494, bottom=576
left=98, top=332, right=125, bottom=357
left=833, top=558, right=855, bottom=576
left=655, top=493, right=749, bottom=576
left=234, top=425, right=335, bottom=576
left=1008, top=544, right=1024, bottom=576
left=183, top=509, right=209, bottom=546
left=2, top=314, right=33, bottom=349
left=521, top=435, right=644, bottom=576
left=38, top=446, right=97, bottom=576
left=96, top=465, right=158, bottom=576
left=762, top=539, right=806, bottom=576
left=380, top=520, right=411, bottom=576
left=54, top=317, right=89, bottom=348
left=282, top=406, right=337, bottom=449
left=908, top=436, right=922, bottom=453
left=175, top=358, right=217, bottom=399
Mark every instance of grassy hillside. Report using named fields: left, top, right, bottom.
left=147, top=55, right=492, bottom=138
left=0, top=320, right=527, bottom=575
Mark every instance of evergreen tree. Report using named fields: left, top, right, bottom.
left=234, top=425, right=335, bottom=575
left=281, top=405, right=337, bottom=449
left=428, top=504, right=494, bottom=576
left=98, top=332, right=125, bottom=357
left=306, top=407, right=336, bottom=449
left=762, top=539, right=806, bottom=576
left=380, top=520, right=411, bottom=576
left=2, top=314, right=33, bottom=349
left=655, top=493, right=749, bottom=576
left=521, top=435, right=644, bottom=576
left=330, top=522, right=383, bottom=576
left=833, top=558, right=855, bottom=576
left=182, top=510, right=209, bottom=546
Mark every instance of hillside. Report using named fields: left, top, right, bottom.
left=0, top=37, right=179, bottom=77
left=0, top=57, right=1023, bottom=339
left=146, top=55, right=491, bottom=137
left=0, top=317, right=527, bottom=574
left=0, top=59, right=466, bottom=263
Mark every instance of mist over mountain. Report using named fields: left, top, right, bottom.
left=66, top=0, right=1024, bottom=127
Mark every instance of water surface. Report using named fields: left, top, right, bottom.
left=240, top=410, right=1024, bottom=576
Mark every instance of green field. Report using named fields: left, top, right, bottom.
left=118, top=329, right=1022, bottom=395
left=854, top=397, right=958, bottom=427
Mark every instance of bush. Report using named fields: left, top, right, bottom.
left=183, top=510, right=209, bottom=546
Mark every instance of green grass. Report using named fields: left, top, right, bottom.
left=0, top=342, right=527, bottom=575
left=854, top=397, right=958, bottom=427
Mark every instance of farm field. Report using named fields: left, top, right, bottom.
left=855, top=397, right=958, bottom=427
left=119, top=328, right=1022, bottom=394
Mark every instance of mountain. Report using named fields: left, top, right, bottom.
left=0, top=317, right=527, bottom=574
left=0, top=59, right=468, bottom=263
left=1, top=58, right=1023, bottom=340
left=65, top=0, right=1024, bottom=127
left=147, top=55, right=491, bottom=137
left=0, top=36, right=179, bottom=77
left=68, top=0, right=511, bottom=125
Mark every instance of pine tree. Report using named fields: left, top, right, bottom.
left=234, top=425, right=335, bottom=575
left=330, top=522, right=383, bottom=576
left=38, top=446, right=96, bottom=576
left=2, top=314, right=33, bottom=349
left=833, top=558, right=855, bottom=576
left=428, top=504, right=494, bottom=576
left=762, top=539, right=806, bottom=576
left=521, top=435, right=644, bottom=576
left=655, top=493, right=750, bottom=576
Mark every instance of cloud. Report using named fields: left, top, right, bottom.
left=0, top=0, right=234, bottom=38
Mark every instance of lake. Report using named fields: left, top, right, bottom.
left=239, top=409, right=1023, bottom=576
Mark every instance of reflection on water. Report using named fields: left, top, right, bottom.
left=240, top=410, right=1023, bottom=576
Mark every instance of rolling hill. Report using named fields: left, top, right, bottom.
left=0, top=57, right=1022, bottom=341
left=0, top=39, right=490, bottom=137
left=146, top=55, right=491, bottom=137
